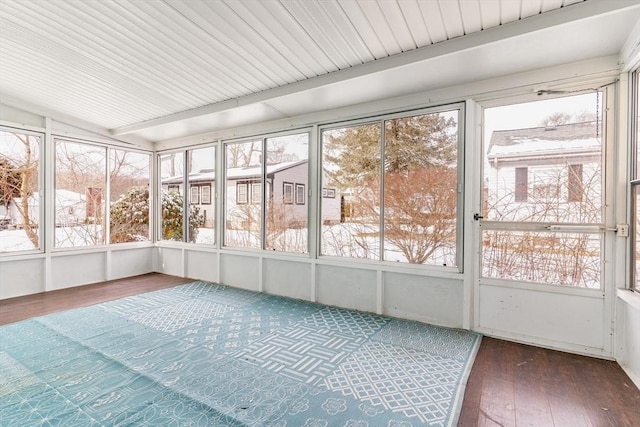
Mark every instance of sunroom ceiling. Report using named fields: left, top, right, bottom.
left=0, top=0, right=639, bottom=144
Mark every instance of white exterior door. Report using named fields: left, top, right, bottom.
left=474, top=90, right=617, bottom=357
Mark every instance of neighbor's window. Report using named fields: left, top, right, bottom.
left=109, top=149, right=150, bottom=244
left=55, top=139, right=107, bottom=247
left=225, top=140, right=262, bottom=249
left=0, top=128, right=41, bottom=253
left=321, top=108, right=460, bottom=266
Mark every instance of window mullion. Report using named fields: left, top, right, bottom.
left=379, top=121, right=385, bottom=261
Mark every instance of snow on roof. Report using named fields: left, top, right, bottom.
left=162, top=160, right=307, bottom=184
left=487, top=121, right=601, bottom=159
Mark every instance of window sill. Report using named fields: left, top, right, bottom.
left=617, top=288, right=640, bottom=312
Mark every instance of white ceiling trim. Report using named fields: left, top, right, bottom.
left=155, top=55, right=621, bottom=151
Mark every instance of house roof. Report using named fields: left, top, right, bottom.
left=162, top=159, right=307, bottom=184
left=487, top=121, right=601, bottom=161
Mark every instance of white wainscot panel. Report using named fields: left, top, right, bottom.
left=51, top=252, right=106, bottom=290
left=185, top=250, right=218, bottom=283
left=111, top=248, right=154, bottom=280
left=220, top=253, right=259, bottom=291
left=617, top=295, right=640, bottom=388
left=479, top=285, right=604, bottom=351
left=0, top=258, right=44, bottom=299
left=317, top=265, right=376, bottom=313
left=264, top=258, right=311, bottom=301
left=384, top=273, right=463, bottom=328
left=156, top=247, right=183, bottom=277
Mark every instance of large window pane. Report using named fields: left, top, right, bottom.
left=482, top=92, right=604, bottom=287
left=482, top=230, right=601, bottom=288
left=188, top=146, right=214, bottom=244
left=225, top=140, right=262, bottom=249
left=635, top=185, right=640, bottom=291
left=0, top=129, right=41, bottom=253
left=265, top=133, right=309, bottom=253
left=55, top=139, right=106, bottom=247
left=484, top=93, right=602, bottom=224
left=321, top=123, right=380, bottom=259
left=633, top=72, right=640, bottom=292
left=383, top=111, right=458, bottom=265
left=636, top=72, right=640, bottom=180
left=109, top=150, right=150, bottom=243
left=159, top=152, right=185, bottom=241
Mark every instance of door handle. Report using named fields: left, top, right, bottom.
left=474, top=213, right=483, bottom=221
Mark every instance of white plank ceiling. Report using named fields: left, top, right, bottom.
left=0, top=0, right=639, bottom=144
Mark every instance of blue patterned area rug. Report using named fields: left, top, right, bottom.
left=0, top=281, right=481, bottom=426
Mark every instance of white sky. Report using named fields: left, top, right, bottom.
left=483, top=92, right=600, bottom=154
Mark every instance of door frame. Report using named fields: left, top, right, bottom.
left=468, top=86, right=619, bottom=358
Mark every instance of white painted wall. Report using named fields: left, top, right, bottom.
left=0, top=257, right=44, bottom=298
left=616, top=291, right=640, bottom=388
left=0, top=245, right=155, bottom=299
left=156, top=248, right=465, bottom=328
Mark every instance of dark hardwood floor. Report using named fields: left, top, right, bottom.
left=1, top=273, right=639, bottom=426
left=0, top=273, right=191, bottom=325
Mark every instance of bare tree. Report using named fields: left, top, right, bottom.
left=483, top=163, right=601, bottom=287
left=54, top=141, right=106, bottom=246
left=0, top=133, right=39, bottom=248
left=322, top=113, right=459, bottom=264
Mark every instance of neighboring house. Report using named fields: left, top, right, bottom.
left=485, top=121, right=601, bottom=222
left=161, top=160, right=341, bottom=228
left=0, top=189, right=87, bottom=228
left=163, top=169, right=216, bottom=228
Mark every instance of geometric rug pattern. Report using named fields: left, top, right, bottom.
left=0, top=280, right=481, bottom=426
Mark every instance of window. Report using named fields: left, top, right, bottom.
left=200, top=185, right=211, bottom=205
left=321, top=108, right=460, bottom=265
left=187, top=146, right=214, bottom=244
left=531, top=167, right=561, bottom=201
left=159, top=152, right=184, bottom=242
left=283, top=182, right=294, bottom=204
left=264, top=133, right=309, bottom=253
left=158, top=147, right=214, bottom=244
left=483, top=92, right=603, bottom=287
left=295, top=184, right=305, bottom=205
left=223, top=132, right=309, bottom=252
left=190, top=186, right=199, bottom=204
left=515, top=167, right=528, bottom=202
left=0, top=128, right=41, bottom=253
left=383, top=112, right=459, bottom=265
left=632, top=71, right=640, bottom=292
left=251, top=182, right=261, bottom=204
left=55, top=139, right=106, bottom=247
left=225, top=140, right=262, bottom=249
left=109, top=149, right=150, bottom=244
left=322, top=188, right=336, bottom=198
left=322, top=122, right=380, bottom=260
left=237, top=183, right=249, bottom=204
